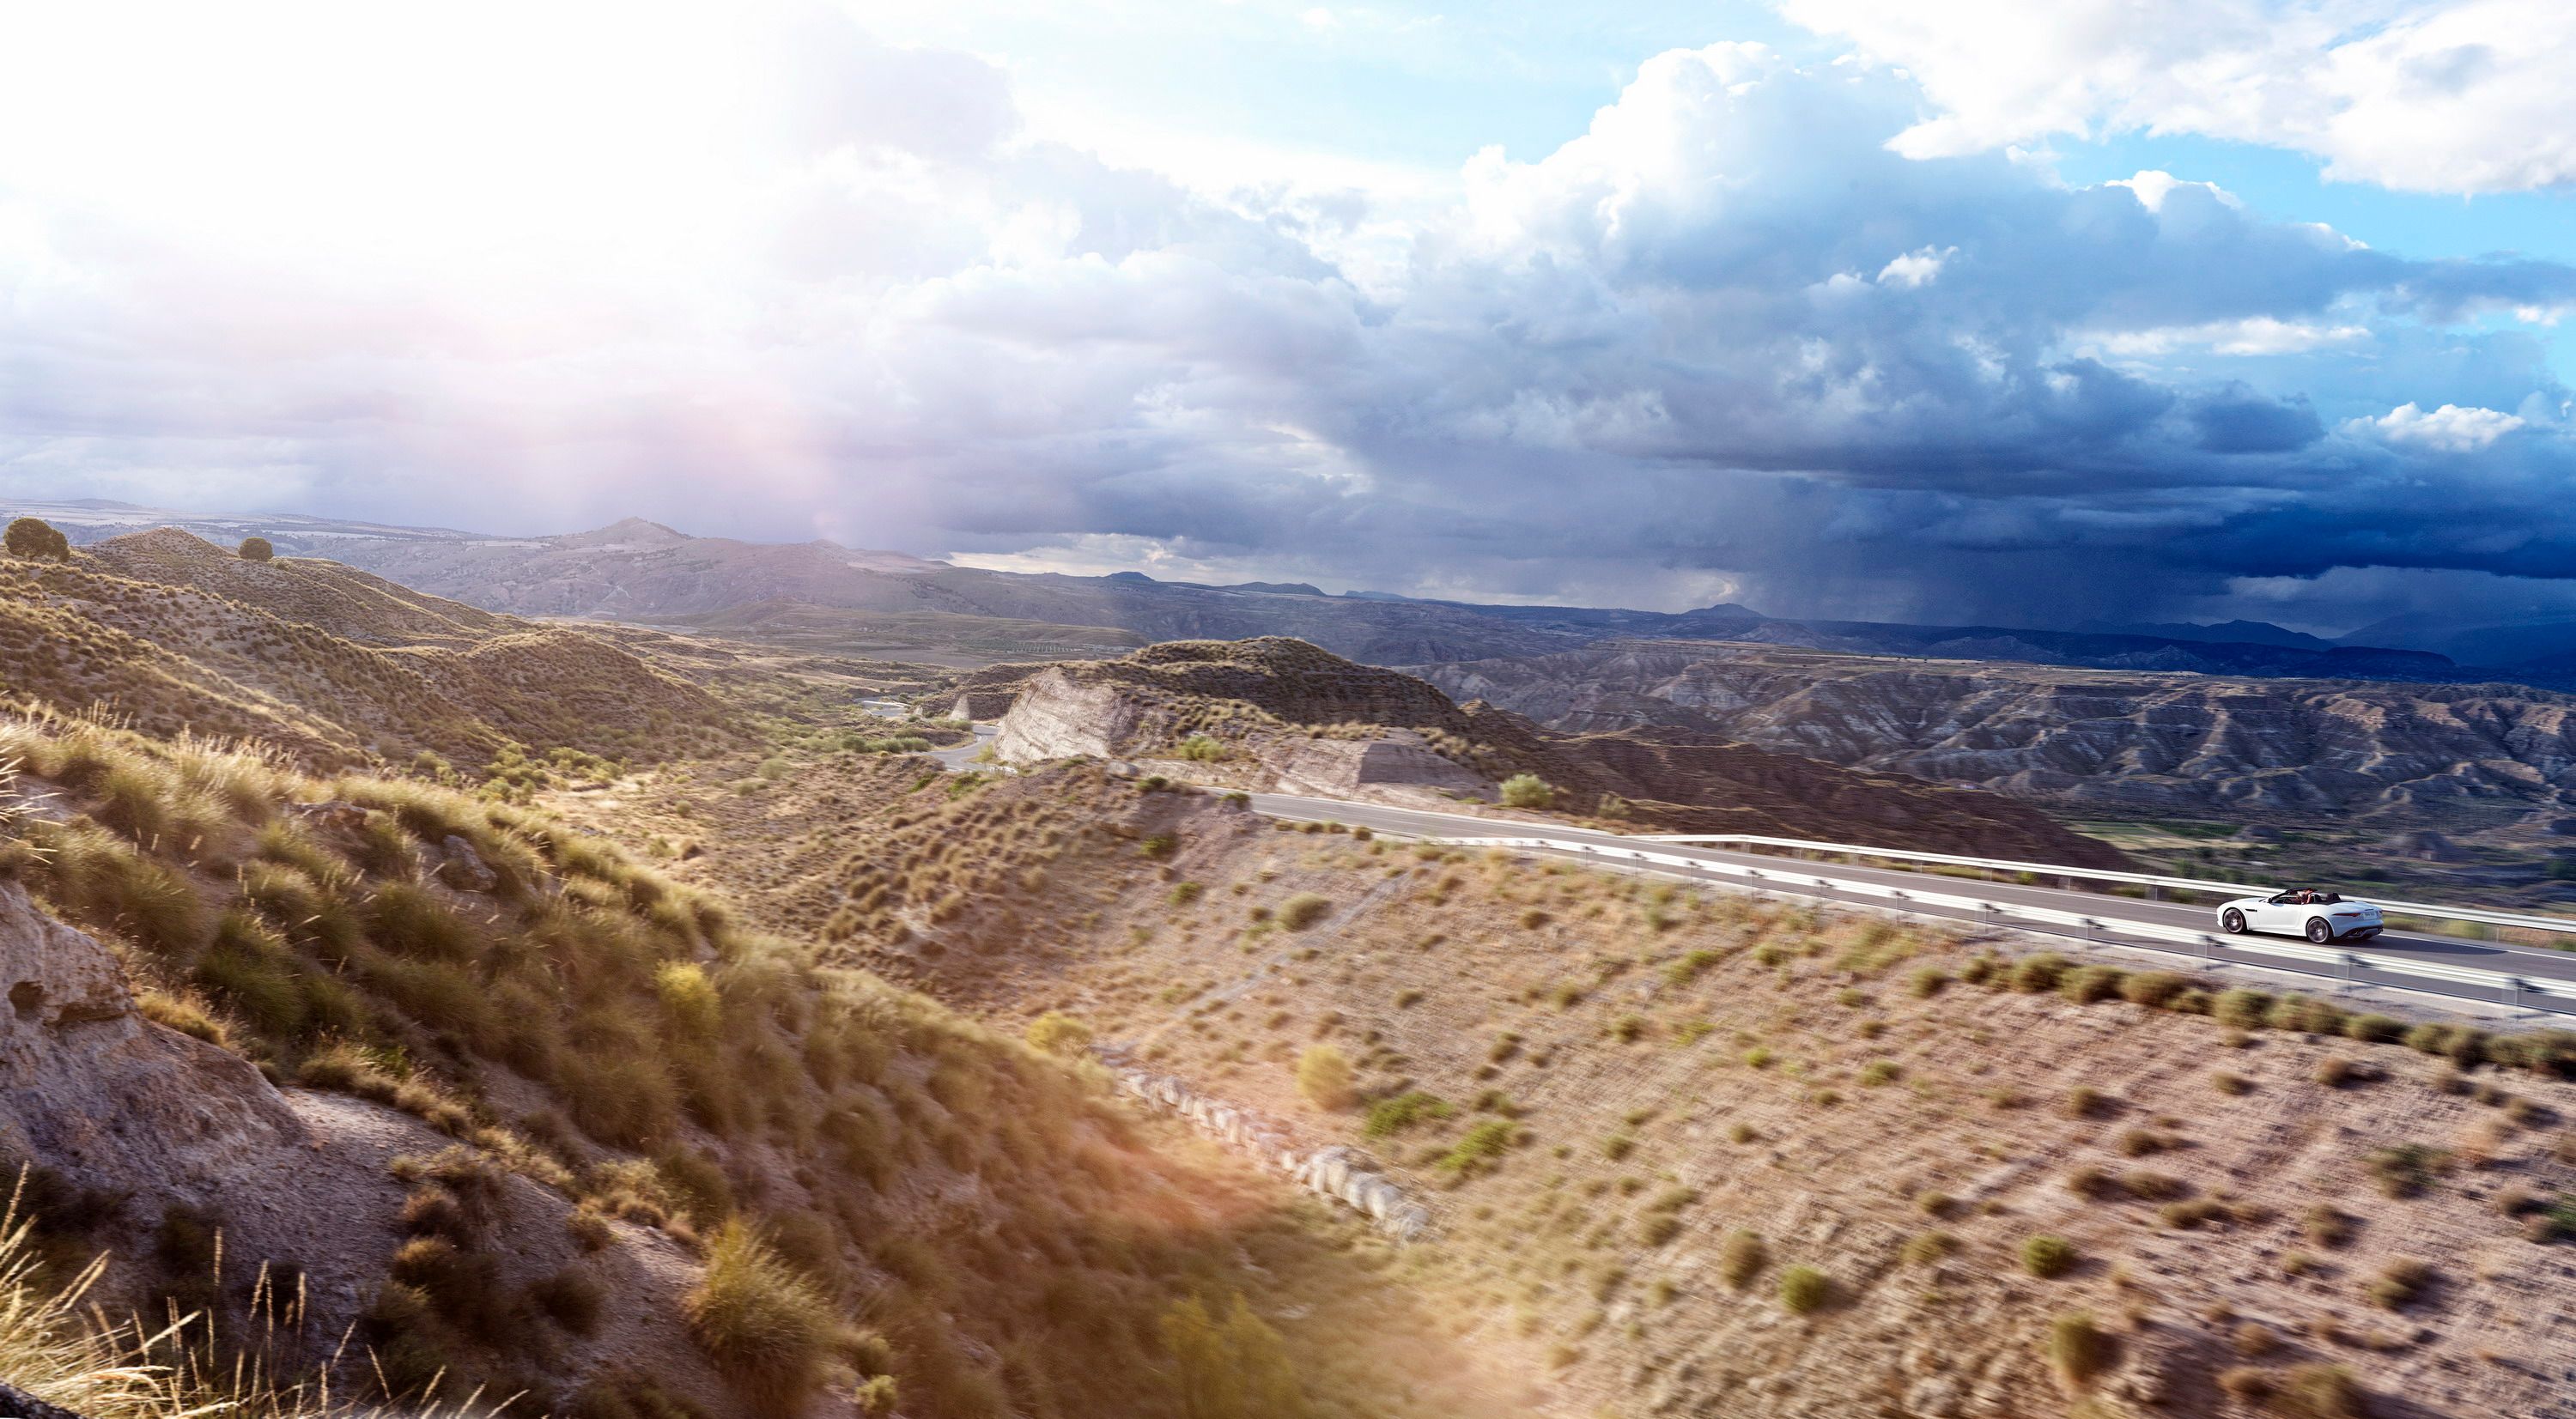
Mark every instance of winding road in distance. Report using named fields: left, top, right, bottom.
left=924, top=723, right=2575, bottom=1015
left=1246, top=792, right=2576, bottom=1016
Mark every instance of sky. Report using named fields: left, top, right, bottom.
left=3, top=1, right=2574, bottom=634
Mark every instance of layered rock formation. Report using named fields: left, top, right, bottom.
left=1419, top=640, right=2576, bottom=832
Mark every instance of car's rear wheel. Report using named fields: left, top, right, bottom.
left=2306, top=918, right=2334, bottom=944
left=2221, top=909, right=2245, bottom=934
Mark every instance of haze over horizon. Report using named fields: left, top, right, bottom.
left=5, top=1, right=2575, bottom=634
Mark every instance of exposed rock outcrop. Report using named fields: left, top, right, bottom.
left=0, top=880, right=309, bottom=1190
left=990, top=639, right=2131, bottom=866
left=1106, top=1058, right=1431, bottom=1241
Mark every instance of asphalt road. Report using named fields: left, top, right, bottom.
left=1247, top=792, right=2576, bottom=1015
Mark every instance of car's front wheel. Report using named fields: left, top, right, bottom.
left=2306, top=918, right=2334, bottom=944
left=2221, top=909, right=2246, bottom=934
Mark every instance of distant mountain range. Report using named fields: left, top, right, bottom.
left=11, top=497, right=2576, bottom=687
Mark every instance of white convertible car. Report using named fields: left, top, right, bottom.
left=2217, top=888, right=2384, bottom=944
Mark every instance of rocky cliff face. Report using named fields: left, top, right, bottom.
left=1418, top=640, right=2576, bottom=832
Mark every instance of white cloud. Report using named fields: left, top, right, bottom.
left=2089, top=316, right=2372, bottom=357
left=2356, top=401, right=2527, bottom=450
left=1780, top=0, right=2576, bottom=194
left=2107, top=170, right=2243, bottom=214
left=1876, top=245, right=1953, bottom=287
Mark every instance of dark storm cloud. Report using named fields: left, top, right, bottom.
left=2, top=24, right=2573, bottom=629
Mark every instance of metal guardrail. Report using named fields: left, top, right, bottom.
left=1438, top=835, right=2569, bottom=1015
left=1631, top=831, right=2576, bottom=940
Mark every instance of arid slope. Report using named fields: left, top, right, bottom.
left=618, top=757, right=2576, bottom=1419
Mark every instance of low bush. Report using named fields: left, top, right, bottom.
left=1719, top=1231, right=1766, bottom=1289
left=2366, top=1143, right=2442, bottom=1199
left=2214, top=988, right=2273, bottom=1029
left=2366, top=1258, right=2433, bottom=1310
left=1900, top=1231, right=1954, bottom=1266
left=529, top=1264, right=606, bottom=1336
left=2021, top=1234, right=2076, bottom=1279
left=1279, top=894, right=1332, bottom=930
left=2048, top=1312, right=2114, bottom=1390
left=1777, top=1264, right=1829, bottom=1314
left=1362, top=1091, right=1454, bottom=1137
left=2302, top=1204, right=2354, bottom=1248
left=2272, top=1363, right=2367, bottom=1419
left=2343, top=1012, right=2404, bottom=1044
left=2060, top=965, right=2125, bottom=1004
left=2119, top=971, right=2188, bottom=1007
left=1438, top=1119, right=1516, bottom=1173
left=2008, top=953, right=2070, bottom=993
left=1296, top=1044, right=1355, bottom=1110
left=1025, top=1012, right=1094, bottom=1058
left=685, top=1222, right=839, bottom=1411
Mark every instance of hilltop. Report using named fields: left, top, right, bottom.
left=9, top=500, right=2538, bottom=684
left=964, top=638, right=2130, bottom=865
left=0, top=529, right=732, bottom=769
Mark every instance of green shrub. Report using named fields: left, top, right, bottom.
left=2008, top=953, right=2070, bottom=993
left=1362, top=1091, right=1454, bottom=1137
left=369, top=882, right=478, bottom=962
left=2343, top=1013, right=2404, bottom=1044
left=1279, top=894, right=1332, bottom=931
left=2060, top=965, right=2125, bottom=1004
left=2214, top=988, right=2273, bottom=1028
left=2302, top=1204, right=2354, bottom=1248
left=1025, top=1012, right=1094, bottom=1058
left=1438, top=1119, right=1516, bottom=1173
left=685, top=1222, right=838, bottom=1411
left=2047, top=1312, right=2114, bottom=1389
left=1719, top=1231, right=1766, bottom=1289
left=1498, top=774, right=1555, bottom=810
left=1296, top=1045, right=1354, bottom=1110
left=238, top=537, right=275, bottom=561
left=1777, top=1264, right=1829, bottom=1314
left=2119, top=971, right=2188, bottom=1007
left=1901, top=1231, right=1955, bottom=1266
left=2366, top=1143, right=2441, bottom=1199
left=2366, top=1258, right=2433, bottom=1310
left=1158, top=1292, right=1305, bottom=1419
left=654, top=961, right=724, bottom=1037
left=2021, top=1234, right=2076, bottom=1279
left=2269, top=993, right=2346, bottom=1034
left=2272, top=1363, right=2367, bottom=1419
left=1175, top=736, right=1229, bottom=762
